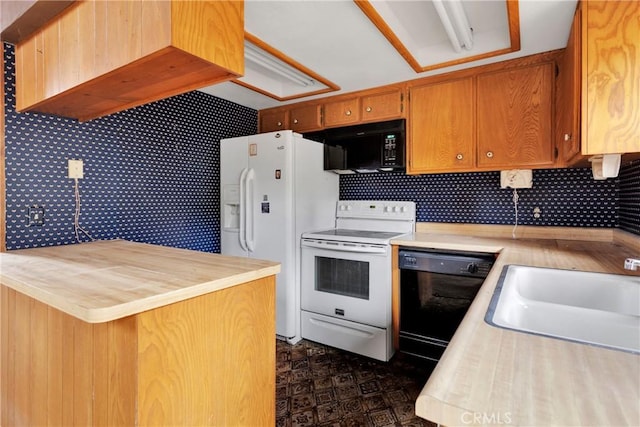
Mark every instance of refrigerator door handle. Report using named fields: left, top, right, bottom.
left=238, top=168, right=249, bottom=251
left=245, top=168, right=256, bottom=252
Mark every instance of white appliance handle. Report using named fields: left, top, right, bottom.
left=245, top=168, right=256, bottom=252
left=301, top=239, right=387, bottom=254
left=309, top=317, right=374, bottom=338
left=238, top=168, right=249, bottom=251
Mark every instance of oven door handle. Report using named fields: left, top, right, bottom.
left=301, top=239, right=387, bottom=254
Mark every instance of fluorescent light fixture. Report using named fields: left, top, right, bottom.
left=433, top=0, right=474, bottom=52
left=244, top=41, right=316, bottom=87
left=448, top=0, right=473, bottom=50
left=232, top=33, right=338, bottom=101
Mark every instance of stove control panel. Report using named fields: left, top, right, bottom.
left=336, top=200, right=415, bottom=220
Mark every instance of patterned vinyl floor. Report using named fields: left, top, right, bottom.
left=275, top=339, right=437, bottom=427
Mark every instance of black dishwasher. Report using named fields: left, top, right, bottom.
left=398, top=249, right=495, bottom=362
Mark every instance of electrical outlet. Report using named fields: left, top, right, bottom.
left=68, top=159, right=84, bottom=179
left=500, top=169, right=533, bottom=189
left=28, top=205, right=45, bottom=226
left=533, top=207, right=542, bottom=220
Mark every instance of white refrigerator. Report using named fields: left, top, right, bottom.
left=220, top=130, right=338, bottom=344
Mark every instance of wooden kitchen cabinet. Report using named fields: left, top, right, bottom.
left=409, top=77, right=475, bottom=173
left=323, top=88, right=405, bottom=128
left=259, top=108, right=288, bottom=133
left=15, top=0, right=243, bottom=122
left=324, top=97, right=360, bottom=127
left=477, top=63, right=555, bottom=169
left=1, top=278, right=276, bottom=426
left=556, top=2, right=583, bottom=165
left=557, top=1, right=639, bottom=161
left=258, top=104, right=322, bottom=133
left=407, top=53, right=557, bottom=174
left=289, top=104, right=323, bottom=133
left=257, top=85, right=405, bottom=133
left=581, top=1, right=639, bottom=155
left=360, top=88, right=404, bottom=123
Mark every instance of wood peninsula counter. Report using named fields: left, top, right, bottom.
left=0, top=239, right=280, bottom=426
left=391, top=225, right=640, bottom=427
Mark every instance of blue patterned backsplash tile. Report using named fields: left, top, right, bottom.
left=3, top=43, right=257, bottom=251
left=619, top=160, right=640, bottom=235
left=340, top=168, right=619, bottom=228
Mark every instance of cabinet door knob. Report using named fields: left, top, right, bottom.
left=293, top=119, right=299, bottom=124
left=345, top=110, right=352, bottom=116
left=277, top=121, right=282, bottom=127
left=456, top=153, right=464, bottom=160
left=564, top=133, right=571, bottom=141
left=365, top=106, right=372, bottom=112
left=486, top=151, right=494, bottom=158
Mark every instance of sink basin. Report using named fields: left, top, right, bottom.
left=485, top=265, right=640, bottom=353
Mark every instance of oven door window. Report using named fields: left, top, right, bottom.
left=315, top=256, right=369, bottom=300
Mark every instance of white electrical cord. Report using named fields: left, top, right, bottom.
left=512, top=188, right=519, bottom=239
left=74, top=178, right=95, bottom=243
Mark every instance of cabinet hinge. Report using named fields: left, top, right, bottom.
left=554, top=147, right=559, bottom=159
left=555, top=63, right=560, bottom=78
left=400, top=92, right=404, bottom=113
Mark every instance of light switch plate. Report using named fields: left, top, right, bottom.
left=28, top=206, right=45, bottom=226
left=68, top=159, right=84, bottom=179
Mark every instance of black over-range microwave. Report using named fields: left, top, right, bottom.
left=304, top=119, right=405, bottom=173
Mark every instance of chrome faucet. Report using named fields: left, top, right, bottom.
left=624, top=258, right=640, bottom=271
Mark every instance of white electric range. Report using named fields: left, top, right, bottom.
left=300, top=200, right=416, bottom=361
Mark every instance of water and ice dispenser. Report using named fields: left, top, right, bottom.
left=222, top=185, right=240, bottom=231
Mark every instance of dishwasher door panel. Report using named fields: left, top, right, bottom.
left=400, top=269, right=485, bottom=342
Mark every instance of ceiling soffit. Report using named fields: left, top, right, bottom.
left=355, top=0, right=521, bottom=73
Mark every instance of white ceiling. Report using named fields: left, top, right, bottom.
left=200, top=0, right=578, bottom=111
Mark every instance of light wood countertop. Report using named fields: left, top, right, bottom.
left=0, top=239, right=280, bottom=323
left=392, top=229, right=640, bottom=427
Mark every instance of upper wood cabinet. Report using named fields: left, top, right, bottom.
left=581, top=1, right=639, bottom=155
left=408, top=53, right=558, bottom=174
left=324, top=97, right=360, bottom=127
left=556, top=1, right=638, bottom=160
left=259, top=109, right=288, bottom=133
left=477, top=63, right=555, bottom=169
left=361, top=89, right=404, bottom=123
left=257, top=103, right=322, bottom=134
left=556, top=2, right=583, bottom=165
left=323, top=88, right=404, bottom=128
left=257, top=86, right=405, bottom=133
left=289, top=104, right=323, bottom=133
left=15, top=0, right=243, bottom=122
left=409, top=78, right=475, bottom=173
